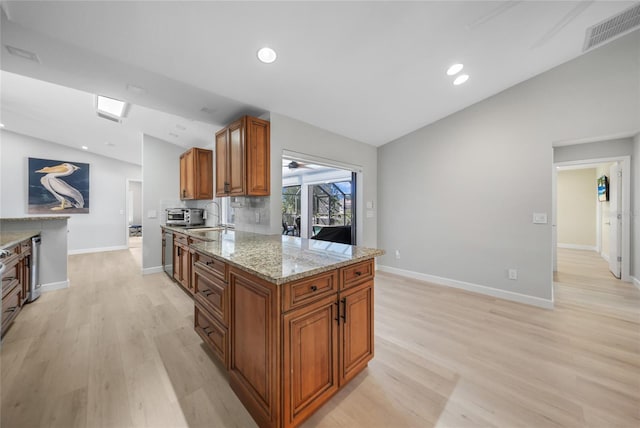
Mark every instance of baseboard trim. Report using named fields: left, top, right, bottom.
left=557, top=243, right=597, bottom=252
left=143, top=266, right=164, bottom=275
left=377, top=265, right=554, bottom=309
left=41, top=279, right=69, bottom=292
left=632, top=276, right=640, bottom=291
left=600, top=252, right=610, bottom=262
left=68, top=245, right=128, bottom=255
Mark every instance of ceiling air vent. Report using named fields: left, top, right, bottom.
left=97, top=111, right=121, bottom=123
left=583, top=3, right=640, bottom=51
left=5, top=45, right=40, bottom=63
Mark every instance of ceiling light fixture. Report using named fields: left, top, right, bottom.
left=81, top=146, right=89, bottom=150
left=0, top=123, right=5, bottom=128
left=257, top=47, right=277, bottom=64
left=446, top=63, right=464, bottom=76
left=96, top=95, right=128, bottom=119
left=453, top=74, right=470, bottom=85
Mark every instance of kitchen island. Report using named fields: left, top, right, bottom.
left=185, top=229, right=383, bottom=428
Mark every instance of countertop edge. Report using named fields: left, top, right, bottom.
left=0, top=231, right=41, bottom=249
left=1, top=216, right=70, bottom=222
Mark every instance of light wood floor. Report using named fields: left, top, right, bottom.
left=1, top=247, right=638, bottom=427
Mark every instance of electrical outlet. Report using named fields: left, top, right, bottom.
left=508, top=269, right=518, bottom=280
left=255, top=212, right=260, bottom=223
left=395, top=250, right=401, bottom=259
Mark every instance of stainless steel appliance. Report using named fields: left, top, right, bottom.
left=163, top=229, right=173, bottom=277
left=166, top=208, right=204, bottom=226
left=28, top=235, right=41, bottom=302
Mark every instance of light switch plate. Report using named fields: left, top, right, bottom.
left=533, top=212, right=547, bottom=224
left=366, top=201, right=374, bottom=209
left=366, top=210, right=374, bottom=218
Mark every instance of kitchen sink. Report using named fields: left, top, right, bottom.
left=184, top=227, right=225, bottom=232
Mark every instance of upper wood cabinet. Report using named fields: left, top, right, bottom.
left=180, top=147, right=213, bottom=200
left=215, top=116, right=270, bottom=197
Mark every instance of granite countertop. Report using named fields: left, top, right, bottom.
left=188, top=230, right=384, bottom=285
left=1, top=216, right=70, bottom=221
left=0, top=231, right=40, bottom=249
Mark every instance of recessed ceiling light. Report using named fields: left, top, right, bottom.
left=81, top=146, right=89, bottom=150
left=453, top=74, right=470, bottom=85
left=446, top=63, right=464, bottom=76
left=96, top=95, right=128, bottom=118
left=257, top=47, right=277, bottom=64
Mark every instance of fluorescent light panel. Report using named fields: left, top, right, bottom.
left=96, top=95, right=128, bottom=118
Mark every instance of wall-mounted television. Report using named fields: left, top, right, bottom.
left=597, top=175, right=609, bottom=202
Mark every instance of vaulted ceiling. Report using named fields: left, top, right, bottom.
left=1, top=1, right=637, bottom=165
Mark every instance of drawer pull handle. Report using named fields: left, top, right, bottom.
left=310, top=285, right=318, bottom=291
left=334, top=301, right=340, bottom=325
left=202, top=326, right=213, bottom=336
left=340, top=297, right=347, bottom=322
left=206, top=261, right=214, bottom=266
left=203, top=290, right=214, bottom=297
left=355, top=271, right=362, bottom=276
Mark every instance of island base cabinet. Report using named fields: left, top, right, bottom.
left=283, top=295, right=339, bottom=428
left=340, top=281, right=374, bottom=384
left=229, top=268, right=280, bottom=428
left=195, top=303, right=229, bottom=368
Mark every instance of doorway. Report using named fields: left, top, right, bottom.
left=282, top=154, right=358, bottom=245
left=552, top=156, right=630, bottom=282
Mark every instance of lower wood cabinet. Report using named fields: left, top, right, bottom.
left=1, top=237, right=34, bottom=338
left=191, top=248, right=376, bottom=428
left=173, top=233, right=191, bottom=293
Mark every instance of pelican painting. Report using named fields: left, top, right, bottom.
left=28, top=158, right=90, bottom=213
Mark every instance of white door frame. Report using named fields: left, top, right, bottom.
left=125, top=178, right=143, bottom=247
left=552, top=156, right=631, bottom=282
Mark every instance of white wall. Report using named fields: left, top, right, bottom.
left=268, top=113, right=378, bottom=248
left=141, top=134, right=184, bottom=272
left=0, top=130, right=141, bottom=253
left=554, top=138, right=634, bottom=162
left=129, top=180, right=142, bottom=225
left=557, top=169, right=597, bottom=249
left=377, top=30, right=639, bottom=306
left=633, top=133, right=640, bottom=284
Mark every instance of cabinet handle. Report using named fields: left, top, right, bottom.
left=206, top=261, right=214, bottom=266
left=340, top=297, right=347, bottom=322
left=182, top=189, right=186, bottom=198
left=224, top=182, right=230, bottom=193
left=334, top=301, right=340, bottom=325
left=202, top=326, right=212, bottom=335
left=310, top=285, right=318, bottom=292
left=3, top=276, right=15, bottom=281
left=202, top=289, right=213, bottom=297
left=355, top=271, right=362, bottom=276
left=177, top=247, right=181, bottom=256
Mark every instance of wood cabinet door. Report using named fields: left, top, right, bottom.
left=246, top=117, right=270, bottom=196
left=227, top=119, right=246, bottom=196
left=194, top=148, right=213, bottom=199
left=283, top=295, right=339, bottom=428
left=339, top=281, right=374, bottom=385
left=180, top=150, right=194, bottom=199
left=20, top=255, right=30, bottom=306
left=173, top=243, right=181, bottom=283
left=229, top=268, right=279, bottom=428
left=215, top=129, right=228, bottom=197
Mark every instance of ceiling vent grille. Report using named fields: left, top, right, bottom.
left=583, top=3, right=640, bottom=51
left=97, top=112, right=121, bottom=123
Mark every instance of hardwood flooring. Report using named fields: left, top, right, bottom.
left=1, top=247, right=638, bottom=427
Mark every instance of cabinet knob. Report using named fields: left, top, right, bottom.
left=310, top=285, right=318, bottom=291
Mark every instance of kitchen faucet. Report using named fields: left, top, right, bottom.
left=204, top=200, right=228, bottom=232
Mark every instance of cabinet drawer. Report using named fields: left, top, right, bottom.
left=1, top=258, right=20, bottom=297
left=282, top=271, right=338, bottom=312
left=193, top=252, right=226, bottom=282
left=340, top=259, right=374, bottom=290
left=1, top=283, right=21, bottom=337
left=193, top=265, right=228, bottom=326
left=189, top=237, right=204, bottom=245
left=174, top=233, right=188, bottom=245
left=195, top=303, right=228, bottom=369
left=0, top=244, right=20, bottom=266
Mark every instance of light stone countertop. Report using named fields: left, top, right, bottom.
left=0, top=231, right=40, bottom=249
left=1, top=217, right=70, bottom=222
left=162, top=225, right=384, bottom=285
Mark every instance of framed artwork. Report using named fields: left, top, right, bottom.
left=597, top=175, right=609, bottom=202
left=28, top=157, right=90, bottom=213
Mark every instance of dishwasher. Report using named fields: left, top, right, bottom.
left=28, top=235, right=41, bottom=302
